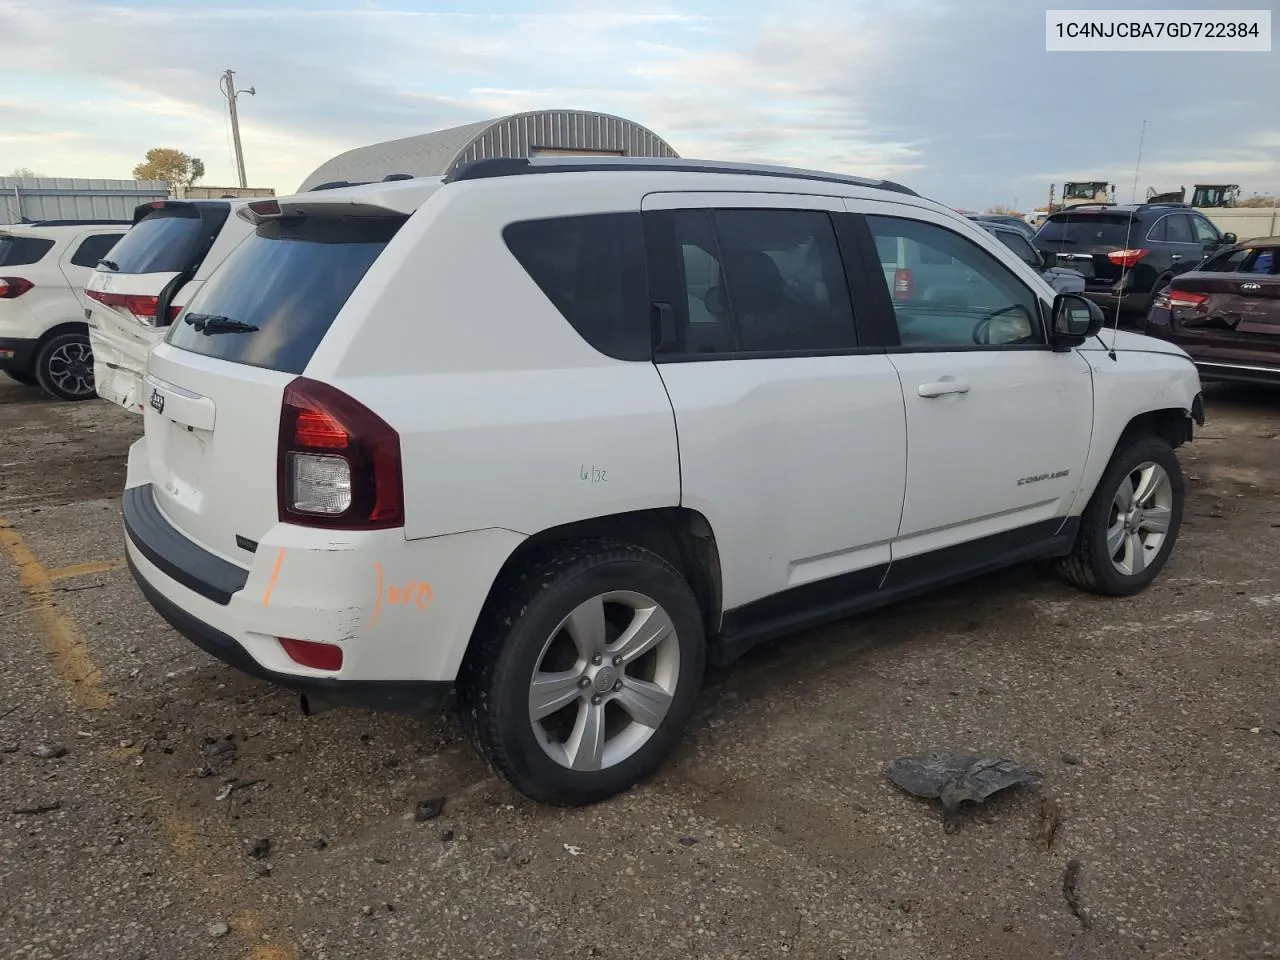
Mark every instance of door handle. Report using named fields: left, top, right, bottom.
left=918, top=379, right=971, bottom=398
left=1170, top=254, right=1181, bottom=261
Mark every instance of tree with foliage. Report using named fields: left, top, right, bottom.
left=1238, top=193, right=1279, bottom=207
left=985, top=205, right=1023, bottom=216
left=8, top=167, right=46, bottom=178
left=132, top=148, right=205, bottom=192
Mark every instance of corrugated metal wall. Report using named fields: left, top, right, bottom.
left=449, top=111, right=679, bottom=173
left=0, top=178, right=169, bottom=225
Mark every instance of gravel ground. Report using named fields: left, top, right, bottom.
left=1, top=376, right=1277, bottom=960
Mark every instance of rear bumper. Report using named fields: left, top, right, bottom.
left=126, top=553, right=451, bottom=712
left=0, top=337, right=38, bottom=371
left=89, top=326, right=151, bottom=414
left=122, top=437, right=526, bottom=707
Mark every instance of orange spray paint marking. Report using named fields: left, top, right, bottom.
left=370, top=562, right=433, bottom=625
left=371, top=561, right=385, bottom=626
left=262, top=548, right=285, bottom=608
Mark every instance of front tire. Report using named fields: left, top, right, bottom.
left=34, top=332, right=96, bottom=402
left=457, top=540, right=706, bottom=806
left=1058, top=434, right=1184, bottom=596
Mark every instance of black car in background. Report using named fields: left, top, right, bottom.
left=1034, top=202, right=1237, bottom=319
left=975, top=221, right=1087, bottom=294
left=967, top=214, right=1038, bottom=241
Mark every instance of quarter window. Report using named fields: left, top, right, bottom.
left=663, top=208, right=858, bottom=356
left=866, top=215, right=1042, bottom=349
left=503, top=213, right=650, bottom=361
left=69, top=233, right=125, bottom=268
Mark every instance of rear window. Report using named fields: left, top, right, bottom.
left=1037, top=213, right=1139, bottom=248
left=107, top=204, right=227, bottom=275
left=0, top=235, right=54, bottom=266
left=1203, top=245, right=1280, bottom=274
left=502, top=213, right=649, bottom=361
left=165, top=215, right=403, bottom=374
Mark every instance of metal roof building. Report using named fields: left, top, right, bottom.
left=298, top=110, right=679, bottom=192
left=1, top=177, right=168, bottom=225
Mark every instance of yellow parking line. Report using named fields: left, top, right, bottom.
left=0, top=519, right=298, bottom=960
left=0, top=521, right=109, bottom=711
left=47, top=558, right=127, bottom=581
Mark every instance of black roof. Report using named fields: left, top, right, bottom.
left=1048, top=200, right=1193, bottom=218
left=444, top=156, right=919, bottom=196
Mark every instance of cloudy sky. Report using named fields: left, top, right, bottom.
left=1, top=0, right=1275, bottom=210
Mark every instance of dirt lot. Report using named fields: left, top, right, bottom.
left=1, top=376, right=1278, bottom=960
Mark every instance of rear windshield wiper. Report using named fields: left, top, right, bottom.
left=184, top=313, right=259, bottom=335
left=98, top=258, right=119, bottom=271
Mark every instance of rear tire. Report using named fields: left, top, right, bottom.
left=34, top=332, right=96, bottom=402
left=457, top=540, right=706, bottom=806
left=1057, top=434, right=1184, bottom=596
left=3, top=369, right=38, bottom=387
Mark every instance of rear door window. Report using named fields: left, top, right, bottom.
left=1037, top=214, right=1139, bottom=248
left=165, top=215, right=404, bottom=374
left=1164, top=215, right=1194, bottom=244
left=661, top=207, right=858, bottom=355
left=69, top=233, right=125, bottom=268
left=0, top=235, right=54, bottom=266
left=108, top=204, right=228, bottom=274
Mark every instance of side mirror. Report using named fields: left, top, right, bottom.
left=1222, top=232, right=1237, bottom=245
left=1050, top=293, right=1104, bottom=350
left=1041, top=250, right=1057, bottom=268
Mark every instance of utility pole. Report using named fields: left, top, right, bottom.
left=219, top=69, right=256, bottom=189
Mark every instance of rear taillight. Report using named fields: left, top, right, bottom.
left=1107, top=249, right=1149, bottom=268
left=0, top=277, right=34, bottom=299
left=1168, top=289, right=1209, bottom=308
left=85, top=289, right=182, bottom=326
left=278, top=637, right=343, bottom=671
left=277, top=378, right=404, bottom=530
left=892, top=268, right=914, bottom=301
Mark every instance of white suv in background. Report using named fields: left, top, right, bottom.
left=121, top=157, right=1203, bottom=806
left=87, top=198, right=253, bottom=414
left=0, top=219, right=129, bottom=400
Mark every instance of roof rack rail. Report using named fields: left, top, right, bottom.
left=24, top=218, right=133, bottom=227
left=1138, top=200, right=1191, bottom=209
left=443, top=156, right=920, bottom=196
left=308, top=180, right=373, bottom=192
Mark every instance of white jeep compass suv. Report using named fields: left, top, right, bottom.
left=122, top=157, right=1204, bottom=805
left=0, top=219, right=129, bottom=400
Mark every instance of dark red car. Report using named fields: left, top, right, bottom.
left=1143, top=236, right=1280, bottom=385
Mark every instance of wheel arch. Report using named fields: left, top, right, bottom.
left=467, top=507, right=724, bottom=658
left=35, top=320, right=91, bottom=349
left=1070, top=401, right=1196, bottom=519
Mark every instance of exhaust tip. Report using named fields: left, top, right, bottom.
left=299, top=693, right=335, bottom=717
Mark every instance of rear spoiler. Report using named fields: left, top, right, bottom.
left=237, top=181, right=439, bottom=224
left=131, top=199, right=195, bottom=225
